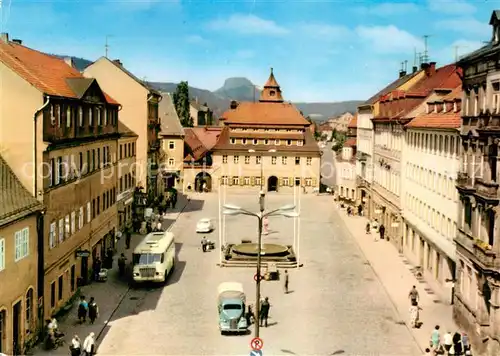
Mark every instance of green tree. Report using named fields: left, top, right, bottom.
left=173, top=81, right=192, bottom=127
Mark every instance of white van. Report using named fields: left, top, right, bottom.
left=132, top=231, right=175, bottom=283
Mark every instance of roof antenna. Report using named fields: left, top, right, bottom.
left=413, top=48, right=417, bottom=67
left=404, top=60, right=408, bottom=72
left=422, top=34, right=431, bottom=63
left=105, top=35, right=112, bottom=58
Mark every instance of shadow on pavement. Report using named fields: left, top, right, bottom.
left=166, top=260, right=186, bottom=286
left=175, top=242, right=183, bottom=257
left=182, top=198, right=204, bottom=212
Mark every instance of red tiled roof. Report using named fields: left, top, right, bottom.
left=347, top=114, right=358, bottom=129
left=221, top=102, right=310, bottom=126
left=405, top=113, right=461, bottom=129
left=442, top=86, right=462, bottom=101
left=0, top=40, right=117, bottom=104
left=344, top=138, right=356, bottom=147
left=190, top=127, right=222, bottom=150
left=230, top=132, right=304, bottom=140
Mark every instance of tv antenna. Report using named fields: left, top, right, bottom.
left=105, top=35, right=112, bottom=58
left=422, top=34, right=432, bottom=63
left=454, top=45, right=468, bottom=62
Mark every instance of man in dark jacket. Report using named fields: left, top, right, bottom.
left=379, top=224, right=386, bottom=240
left=259, top=297, right=270, bottom=327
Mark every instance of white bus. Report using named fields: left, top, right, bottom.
left=132, top=231, right=175, bottom=283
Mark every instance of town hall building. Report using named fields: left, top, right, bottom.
left=211, top=69, right=321, bottom=192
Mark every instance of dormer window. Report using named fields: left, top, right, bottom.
left=230, top=138, right=236, bottom=144
left=264, top=139, right=269, bottom=145
left=253, top=139, right=258, bottom=145
left=88, top=108, right=93, bottom=126
left=78, top=107, right=83, bottom=126
left=275, top=139, right=281, bottom=145
left=287, top=139, right=292, bottom=146
left=242, top=138, right=247, bottom=145
left=66, top=107, right=71, bottom=127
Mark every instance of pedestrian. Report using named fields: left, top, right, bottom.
left=105, top=248, right=113, bottom=269
left=125, top=230, right=131, bottom=250
left=409, top=285, right=419, bottom=306
left=372, top=219, right=379, bottom=241
left=118, top=253, right=127, bottom=277
left=430, top=325, right=441, bottom=352
left=82, top=332, right=95, bottom=356
left=453, top=331, right=463, bottom=356
left=245, top=305, right=253, bottom=326
left=259, top=297, right=270, bottom=327
left=409, top=304, right=420, bottom=328
left=92, top=258, right=101, bottom=282
left=156, top=220, right=162, bottom=232
left=283, top=270, right=289, bottom=294
left=77, top=296, right=88, bottom=323
left=88, top=297, right=99, bottom=324
left=379, top=223, right=386, bottom=240
left=365, top=222, right=371, bottom=234
left=443, top=330, right=452, bottom=353
left=462, top=332, right=470, bottom=353
left=201, top=236, right=207, bottom=252
left=70, top=335, right=81, bottom=356
left=358, top=204, right=363, bottom=216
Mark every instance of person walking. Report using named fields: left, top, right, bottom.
left=245, top=305, right=253, bottom=326
left=379, top=223, right=386, bottom=240
left=409, top=304, right=420, bottom=328
left=365, top=222, right=371, bottom=234
left=372, top=219, right=379, bottom=241
left=462, top=332, right=470, bottom=353
left=118, top=253, right=127, bottom=277
left=201, top=236, right=208, bottom=252
left=358, top=204, right=363, bottom=216
left=283, top=270, right=289, bottom=294
left=443, top=331, right=453, bottom=354
left=92, top=258, right=101, bottom=282
left=82, top=332, right=95, bottom=356
left=430, top=325, right=441, bottom=353
left=77, top=296, right=88, bottom=323
left=259, top=297, right=270, bottom=327
left=453, top=331, right=463, bottom=356
left=88, top=297, right=99, bottom=324
left=70, top=335, right=81, bottom=356
left=409, top=285, right=419, bottom=306
left=125, top=229, right=132, bottom=250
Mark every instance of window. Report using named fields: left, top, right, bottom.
left=264, top=139, right=269, bottom=145
left=56, top=157, right=62, bottom=184
left=14, top=228, right=29, bottom=261
left=50, top=105, right=56, bottom=126
left=287, top=139, right=292, bottom=146
left=87, top=202, right=91, bottom=222
left=65, top=215, right=70, bottom=238
left=58, top=219, right=64, bottom=242
left=256, top=156, right=261, bottom=164
left=295, top=177, right=301, bottom=186
left=97, top=108, right=102, bottom=126
left=168, top=158, right=175, bottom=166
left=282, top=157, right=287, bottom=165
left=230, top=138, right=236, bottom=144
left=49, top=222, right=56, bottom=249
left=58, top=275, right=63, bottom=300
left=244, top=177, right=250, bottom=185
left=221, top=176, right=229, bottom=185
left=88, top=107, right=93, bottom=125
left=104, top=108, right=108, bottom=126
left=55, top=104, right=61, bottom=126
left=305, top=178, right=312, bottom=186
left=306, top=157, right=312, bottom=166
left=232, top=177, right=239, bottom=185
left=253, top=139, right=258, bottom=145
left=78, top=107, right=83, bottom=126
left=222, top=155, right=228, bottom=163
left=297, top=140, right=303, bottom=146
left=245, top=156, right=250, bottom=164
left=97, top=197, right=100, bottom=215
left=256, top=177, right=262, bottom=186
left=275, top=139, right=280, bottom=145
left=271, top=157, right=277, bottom=165
left=26, top=288, right=33, bottom=330
left=234, top=156, right=239, bottom=164
left=50, top=282, right=56, bottom=308
left=295, top=157, right=300, bottom=165
left=283, top=177, right=289, bottom=186
left=242, top=139, right=247, bottom=145
left=70, top=212, right=76, bottom=235
left=66, top=107, right=71, bottom=127
left=169, top=141, right=175, bottom=149
left=79, top=207, right=84, bottom=229
left=0, top=238, right=4, bottom=271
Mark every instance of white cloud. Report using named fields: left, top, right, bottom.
left=427, top=0, right=476, bottom=14
left=185, top=35, right=209, bottom=45
left=435, top=18, right=490, bottom=38
left=356, top=25, right=424, bottom=53
left=207, top=14, right=288, bottom=36
left=298, top=23, right=351, bottom=41
left=433, top=39, right=485, bottom=64
left=354, top=2, right=419, bottom=16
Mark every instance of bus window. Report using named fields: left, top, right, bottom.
left=133, top=253, right=162, bottom=265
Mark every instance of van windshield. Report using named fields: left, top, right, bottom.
left=133, top=253, right=163, bottom=265
left=223, top=304, right=242, bottom=310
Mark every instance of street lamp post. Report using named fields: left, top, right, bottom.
left=223, top=202, right=298, bottom=338
left=248, top=148, right=276, bottom=191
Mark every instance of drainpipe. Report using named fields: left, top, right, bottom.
left=34, top=96, right=51, bottom=198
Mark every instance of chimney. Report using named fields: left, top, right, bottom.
left=12, top=39, right=22, bottom=45
left=399, top=70, right=407, bottom=78
left=1, top=33, right=9, bottom=42
left=64, top=57, right=74, bottom=68
left=230, top=100, right=238, bottom=109
left=113, top=59, right=122, bottom=66
left=428, top=62, right=437, bottom=76
left=412, top=66, right=418, bottom=73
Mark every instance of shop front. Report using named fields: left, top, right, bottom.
left=117, top=189, right=134, bottom=230
left=371, top=191, right=402, bottom=250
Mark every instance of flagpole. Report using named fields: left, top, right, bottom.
left=218, top=178, right=223, bottom=265
left=297, top=183, right=301, bottom=268
left=223, top=182, right=227, bottom=246
left=293, top=185, right=297, bottom=253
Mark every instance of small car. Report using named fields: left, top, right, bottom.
left=196, top=218, right=214, bottom=233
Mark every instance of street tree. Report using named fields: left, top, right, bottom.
left=173, top=81, right=193, bottom=127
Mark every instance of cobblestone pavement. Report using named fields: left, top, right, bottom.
left=96, top=193, right=421, bottom=356
left=32, top=195, right=191, bottom=356
left=333, top=204, right=460, bottom=353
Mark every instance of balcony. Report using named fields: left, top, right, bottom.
left=474, top=178, right=500, bottom=203
left=472, top=239, right=500, bottom=270
left=356, top=151, right=368, bottom=162
left=456, top=172, right=475, bottom=193
left=356, top=175, right=369, bottom=189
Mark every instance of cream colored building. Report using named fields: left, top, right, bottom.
left=83, top=57, right=162, bottom=196
left=190, top=99, right=214, bottom=126
left=0, top=36, right=119, bottom=320
left=336, top=144, right=357, bottom=201
left=326, top=112, right=353, bottom=132
left=0, top=155, right=43, bottom=355
left=211, top=69, right=321, bottom=193
left=401, top=87, right=462, bottom=304
left=117, top=121, right=138, bottom=230
left=159, top=92, right=184, bottom=191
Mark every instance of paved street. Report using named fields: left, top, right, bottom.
left=320, top=146, right=337, bottom=188
left=95, top=193, right=421, bottom=356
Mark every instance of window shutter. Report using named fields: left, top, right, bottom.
left=289, top=177, right=293, bottom=187
left=240, top=177, right=244, bottom=186
left=312, top=178, right=317, bottom=186
left=278, top=177, right=283, bottom=186
left=24, top=228, right=29, bottom=256
left=251, top=176, right=255, bottom=186
left=229, top=177, right=233, bottom=186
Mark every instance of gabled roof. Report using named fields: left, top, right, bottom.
left=190, top=100, right=210, bottom=112
left=0, top=155, right=43, bottom=226
left=160, top=92, right=184, bottom=136
left=221, top=102, right=310, bottom=126
left=183, top=127, right=222, bottom=161
left=361, top=71, right=421, bottom=106
left=0, top=40, right=118, bottom=103
left=65, top=77, right=119, bottom=104
left=118, top=120, right=138, bottom=138
left=405, top=113, right=461, bottom=130
left=347, top=114, right=358, bottom=129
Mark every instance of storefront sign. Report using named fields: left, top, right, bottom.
left=75, top=249, right=90, bottom=258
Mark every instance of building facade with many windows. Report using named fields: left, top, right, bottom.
left=117, top=122, right=138, bottom=230
left=401, top=86, right=462, bottom=304
left=453, top=11, right=500, bottom=355
left=0, top=36, right=121, bottom=319
left=0, top=155, right=43, bottom=355
left=337, top=116, right=357, bottom=202
left=212, top=69, right=321, bottom=192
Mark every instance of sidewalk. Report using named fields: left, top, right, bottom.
left=32, top=196, right=191, bottom=355
left=334, top=206, right=459, bottom=353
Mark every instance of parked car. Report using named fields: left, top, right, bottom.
left=196, top=218, right=214, bottom=233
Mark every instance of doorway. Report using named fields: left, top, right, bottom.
left=80, top=256, right=88, bottom=286
left=12, top=301, right=21, bottom=355
left=267, top=176, right=278, bottom=192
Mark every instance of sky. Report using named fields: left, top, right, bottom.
left=1, top=0, right=497, bottom=102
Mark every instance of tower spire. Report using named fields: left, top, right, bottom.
left=259, top=67, right=283, bottom=103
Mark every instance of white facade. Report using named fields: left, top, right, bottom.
left=356, top=109, right=374, bottom=184
left=402, top=127, right=461, bottom=302
left=337, top=147, right=357, bottom=201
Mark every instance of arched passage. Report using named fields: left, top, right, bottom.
left=267, top=176, right=278, bottom=192
left=195, top=172, right=212, bottom=192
